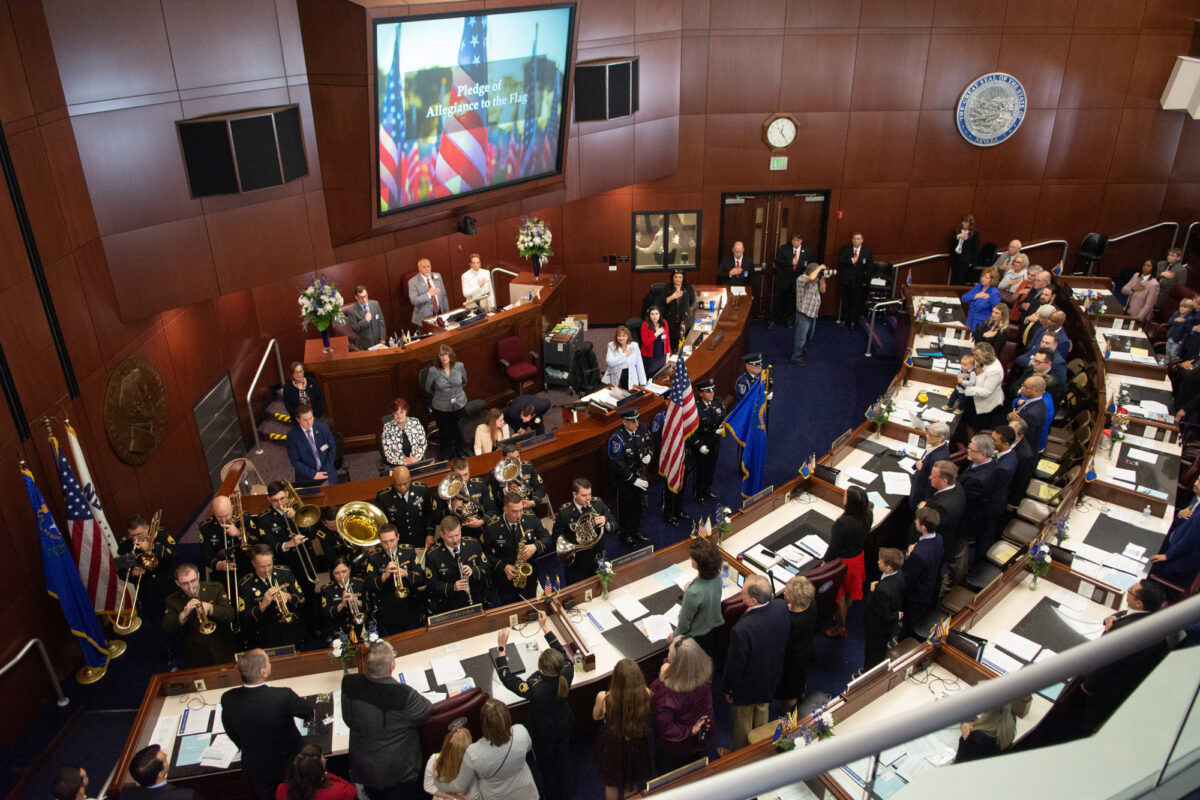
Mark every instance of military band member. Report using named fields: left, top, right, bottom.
left=489, top=443, right=547, bottom=512
left=238, top=544, right=304, bottom=649
left=375, top=465, right=435, bottom=549
left=424, top=516, right=488, bottom=614
left=117, top=513, right=177, bottom=612
left=321, top=556, right=369, bottom=640
left=164, top=563, right=236, bottom=667
left=553, top=479, right=617, bottom=585
left=689, top=378, right=725, bottom=505
left=608, top=408, right=652, bottom=548
left=366, top=524, right=426, bottom=635
left=257, top=481, right=327, bottom=636
left=483, top=492, right=551, bottom=603
left=200, top=495, right=262, bottom=587
left=436, top=458, right=497, bottom=535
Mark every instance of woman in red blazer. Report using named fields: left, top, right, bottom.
left=277, top=745, right=356, bottom=800
left=640, top=305, right=671, bottom=379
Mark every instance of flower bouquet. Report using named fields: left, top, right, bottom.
left=716, top=506, right=732, bottom=546
left=1106, top=410, right=1130, bottom=457
left=1050, top=516, right=1069, bottom=547
left=516, top=216, right=554, bottom=279
left=299, top=276, right=347, bottom=353
left=866, top=395, right=895, bottom=439
left=330, top=631, right=358, bottom=673
left=1027, top=538, right=1052, bottom=589
left=596, top=557, right=614, bottom=601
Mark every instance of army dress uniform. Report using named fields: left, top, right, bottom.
left=553, top=497, right=616, bottom=586
left=608, top=411, right=653, bottom=545
left=489, top=461, right=547, bottom=510
left=366, top=546, right=427, bottom=634
left=321, top=576, right=370, bottom=639
left=435, top=475, right=497, bottom=535
left=117, top=526, right=178, bottom=616
left=689, top=380, right=726, bottom=504
left=163, top=581, right=236, bottom=668
left=424, top=539, right=488, bottom=614
left=200, top=514, right=268, bottom=585
left=238, top=565, right=304, bottom=649
left=257, top=506, right=327, bottom=635
left=482, top=511, right=551, bottom=603
left=375, top=482, right=435, bottom=548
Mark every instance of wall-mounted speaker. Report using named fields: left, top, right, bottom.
left=176, top=105, right=308, bottom=198
left=574, top=57, right=639, bottom=122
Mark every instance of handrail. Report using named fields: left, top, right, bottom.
left=1018, top=238, right=1069, bottom=270
left=892, top=240, right=1070, bottom=275
left=1182, top=221, right=1198, bottom=259
left=246, top=338, right=286, bottom=455
left=1108, top=221, right=1179, bottom=251
left=651, top=593, right=1200, bottom=800
left=893, top=253, right=950, bottom=269
left=0, top=638, right=68, bottom=707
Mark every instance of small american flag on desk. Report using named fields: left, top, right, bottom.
left=658, top=358, right=699, bottom=493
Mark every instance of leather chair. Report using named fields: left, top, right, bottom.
left=497, top=336, right=538, bottom=394
left=805, top=558, right=847, bottom=628
left=641, top=283, right=668, bottom=317
left=458, top=399, right=489, bottom=452
left=418, top=687, right=488, bottom=757
left=1076, top=233, right=1108, bottom=276
left=625, top=316, right=645, bottom=338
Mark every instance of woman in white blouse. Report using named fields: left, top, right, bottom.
left=380, top=398, right=427, bottom=466
left=473, top=408, right=512, bottom=455
left=603, top=325, right=646, bottom=390
left=996, top=253, right=1030, bottom=294
left=457, top=699, right=538, bottom=800
left=423, top=727, right=480, bottom=800
left=962, top=342, right=1006, bottom=436
left=461, top=253, right=493, bottom=312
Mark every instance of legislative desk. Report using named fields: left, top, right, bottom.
left=304, top=271, right=568, bottom=452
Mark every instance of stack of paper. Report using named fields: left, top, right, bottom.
left=431, top=655, right=466, bottom=687
left=611, top=592, right=649, bottom=622
left=586, top=608, right=621, bottom=632
left=199, top=734, right=239, bottom=769
left=798, top=534, right=828, bottom=559
left=638, top=615, right=674, bottom=642
left=993, top=631, right=1040, bottom=662
left=882, top=471, right=912, bottom=496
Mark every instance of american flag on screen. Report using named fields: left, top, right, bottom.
left=518, top=26, right=540, bottom=175
left=52, top=433, right=121, bottom=616
left=541, top=70, right=560, bottom=169
left=658, top=358, right=699, bottom=493
left=434, top=15, right=489, bottom=196
left=379, top=31, right=408, bottom=210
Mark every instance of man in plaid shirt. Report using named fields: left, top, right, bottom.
left=791, top=263, right=828, bottom=365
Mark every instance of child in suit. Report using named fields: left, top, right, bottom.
left=1165, top=298, right=1196, bottom=362
left=864, top=548, right=906, bottom=671
left=945, top=353, right=976, bottom=413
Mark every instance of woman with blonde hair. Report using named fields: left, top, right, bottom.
left=423, top=727, right=479, bottom=800
left=962, top=342, right=1006, bottom=435
left=593, top=658, right=653, bottom=799
left=473, top=408, right=511, bottom=455
left=458, top=699, right=538, bottom=799
left=650, top=637, right=714, bottom=773
left=960, top=266, right=1002, bottom=329
left=955, top=705, right=1016, bottom=763
left=776, top=575, right=817, bottom=712
left=973, top=301, right=1010, bottom=353
left=604, top=325, right=646, bottom=390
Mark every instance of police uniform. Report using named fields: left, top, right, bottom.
left=553, top=497, right=616, bottom=585
left=320, top=576, right=370, bottom=639
left=375, top=482, right=435, bottom=548
left=651, top=410, right=689, bottom=526
left=608, top=409, right=653, bottom=546
left=482, top=511, right=551, bottom=603
left=434, top=475, right=497, bottom=535
left=163, top=581, right=236, bottom=668
left=238, top=565, right=304, bottom=649
left=689, top=378, right=726, bottom=504
left=424, top=539, right=488, bottom=614
left=365, top=546, right=426, bottom=634
left=732, top=352, right=769, bottom=469
left=489, top=461, right=548, bottom=510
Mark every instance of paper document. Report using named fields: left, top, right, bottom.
left=882, top=471, right=912, bottom=495
left=1126, top=448, right=1159, bottom=464
left=893, top=753, right=936, bottom=783
left=150, top=715, right=179, bottom=749
left=174, top=734, right=211, bottom=767
left=907, top=433, right=922, bottom=448
left=1071, top=558, right=1101, bottom=579
left=586, top=607, right=622, bottom=632
left=1051, top=587, right=1089, bottom=612
left=1107, top=466, right=1138, bottom=484
left=844, top=466, right=877, bottom=486
left=1123, top=543, right=1147, bottom=561
left=994, top=631, right=1041, bottom=662
left=652, top=564, right=686, bottom=588
left=199, top=734, right=239, bottom=769
left=430, top=655, right=466, bottom=686
left=663, top=603, right=682, bottom=627
left=1054, top=606, right=1105, bottom=640
left=730, top=286, right=747, bottom=296
left=868, top=491, right=890, bottom=510
left=1141, top=400, right=1170, bottom=416
left=1072, top=542, right=1110, bottom=565
left=798, top=534, right=828, bottom=559
left=399, top=669, right=430, bottom=693
left=923, top=408, right=955, bottom=424
left=1102, top=552, right=1144, bottom=576
left=896, top=457, right=917, bottom=474
left=638, top=615, right=674, bottom=642
left=1100, top=569, right=1139, bottom=592
left=421, top=691, right=448, bottom=704
left=332, top=691, right=350, bottom=738
left=610, top=592, right=650, bottom=622
left=179, top=709, right=212, bottom=736
left=982, top=647, right=1024, bottom=674
left=743, top=543, right=780, bottom=567
left=642, top=382, right=669, bottom=396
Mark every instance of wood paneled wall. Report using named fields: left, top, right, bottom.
left=0, top=0, right=1198, bottom=746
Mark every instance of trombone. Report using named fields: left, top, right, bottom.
left=281, top=480, right=321, bottom=583
left=114, top=509, right=161, bottom=634
left=224, top=492, right=243, bottom=631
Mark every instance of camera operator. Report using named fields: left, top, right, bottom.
left=791, top=262, right=829, bottom=365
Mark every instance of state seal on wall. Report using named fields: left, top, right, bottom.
left=956, top=73, right=1027, bottom=147
left=103, top=357, right=167, bottom=465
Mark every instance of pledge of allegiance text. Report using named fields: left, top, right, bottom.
left=426, top=91, right=529, bottom=118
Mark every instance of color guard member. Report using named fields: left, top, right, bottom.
left=608, top=408, right=652, bottom=547
left=689, top=378, right=725, bottom=505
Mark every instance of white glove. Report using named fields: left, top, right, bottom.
left=767, top=392, right=774, bottom=401
left=699, top=445, right=710, bottom=455
left=634, top=478, right=649, bottom=490
left=641, top=453, right=652, bottom=464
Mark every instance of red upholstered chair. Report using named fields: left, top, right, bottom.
left=418, top=687, right=487, bottom=757
left=497, top=336, right=538, bottom=393
left=948, top=441, right=969, bottom=467
left=998, top=339, right=1018, bottom=375
left=715, top=590, right=747, bottom=661
left=805, top=558, right=847, bottom=628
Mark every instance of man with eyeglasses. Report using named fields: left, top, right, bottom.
left=346, top=284, right=387, bottom=349
left=957, top=435, right=1005, bottom=570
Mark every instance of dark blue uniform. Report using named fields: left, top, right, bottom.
left=652, top=410, right=688, bottom=525
left=690, top=395, right=726, bottom=503
left=609, top=422, right=653, bottom=544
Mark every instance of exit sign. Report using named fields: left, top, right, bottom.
left=769, top=156, right=788, bottom=171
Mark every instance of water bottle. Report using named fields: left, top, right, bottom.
left=720, top=562, right=730, bottom=588
left=1143, top=504, right=1152, bottom=518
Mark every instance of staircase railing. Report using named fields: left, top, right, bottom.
left=0, top=638, right=68, bottom=708
left=246, top=338, right=286, bottom=455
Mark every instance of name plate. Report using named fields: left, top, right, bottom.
left=645, top=757, right=709, bottom=791
left=742, top=485, right=774, bottom=509
left=427, top=603, right=484, bottom=627
left=611, top=545, right=654, bottom=568
left=234, top=644, right=296, bottom=660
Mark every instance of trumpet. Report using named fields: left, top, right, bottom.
left=282, top=480, right=321, bottom=583
left=387, top=547, right=409, bottom=598
left=114, top=508, right=161, bottom=634
left=191, top=587, right=217, bottom=635
left=492, top=457, right=531, bottom=500
left=438, top=473, right=482, bottom=523
left=272, top=576, right=296, bottom=624
left=340, top=577, right=365, bottom=627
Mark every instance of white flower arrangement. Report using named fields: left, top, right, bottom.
left=516, top=216, right=554, bottom=260
left=298, top=276, right=347, bottom=331
left=367, top=631, right=380, bottom=644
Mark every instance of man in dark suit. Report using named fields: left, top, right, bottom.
left=908, top=422, right=950, bottom=510
left=1007, top=347, right=1065, bottom=409
left=835, top=231, right=872, bottom=328
left=345, top=284, right=387, bottom=349
left=122, top=744, right=197, bottom=799
left=770, top=233, right=811, bottom=328
left=341, top=640, right=434, bottom=799
left=864, top=548, right=906, bottom=670
left=286, top=404, right=338, bottom=485
left=1007, top=418, right=1038, bottom=508
left=955, top=436, right=1003, bottom=574
left=1012, top=272, right=1053, bottom=327
left=901, top=508, right=943, bottom=639
left=504, top=394, right=552, bottom=436
left=1009, top=375, right=1052, bottom=452
left=717, top=240, right=752, bottom=286
left=722, top=574, right=789, bottom=749
left=922, top=460, right=965, bottom=541
left=221, top=649, right=315, bottom=800
left=990, top=425, right=1019, bottom=493
left=407, top=257, right=448, bottom=326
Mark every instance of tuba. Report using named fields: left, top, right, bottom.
left=492, top=456, right=531, bottom=500
left=335, top=501, right=386, bottom=548
left=438, top=474, right=481, bottom=523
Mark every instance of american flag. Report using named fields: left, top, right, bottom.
left=379, top=30, right=409, bottom=210
left=658, top=358, right=699, bottom=493
left=52, top=435, right=120, bottom=615
left=434, top=16, right=489, bottom=196
left=541, top=70, right=560, bottom=170
left=518, top=27, right=540, bottom=175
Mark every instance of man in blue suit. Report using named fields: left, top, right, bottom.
left=722, top=574, right=789, bottom=749
left=908, top=422, right=950, bottom=510
left=1150, top=475, right=1200, bottom=589
left=1009, top=375, right=1053, bottom=451
left=901, top=507, right=944, bottom=638
left=958, top=435, right=1004, bottom=568
left=286, top=404, right=337, bottom=485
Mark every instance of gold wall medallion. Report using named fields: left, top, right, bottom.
left=103, top=357, right=167, bottom=465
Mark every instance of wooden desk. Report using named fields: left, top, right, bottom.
left=305, top=272, right=566, bottom=451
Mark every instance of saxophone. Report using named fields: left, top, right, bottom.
left=513, top=531, right=534, bottom=589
